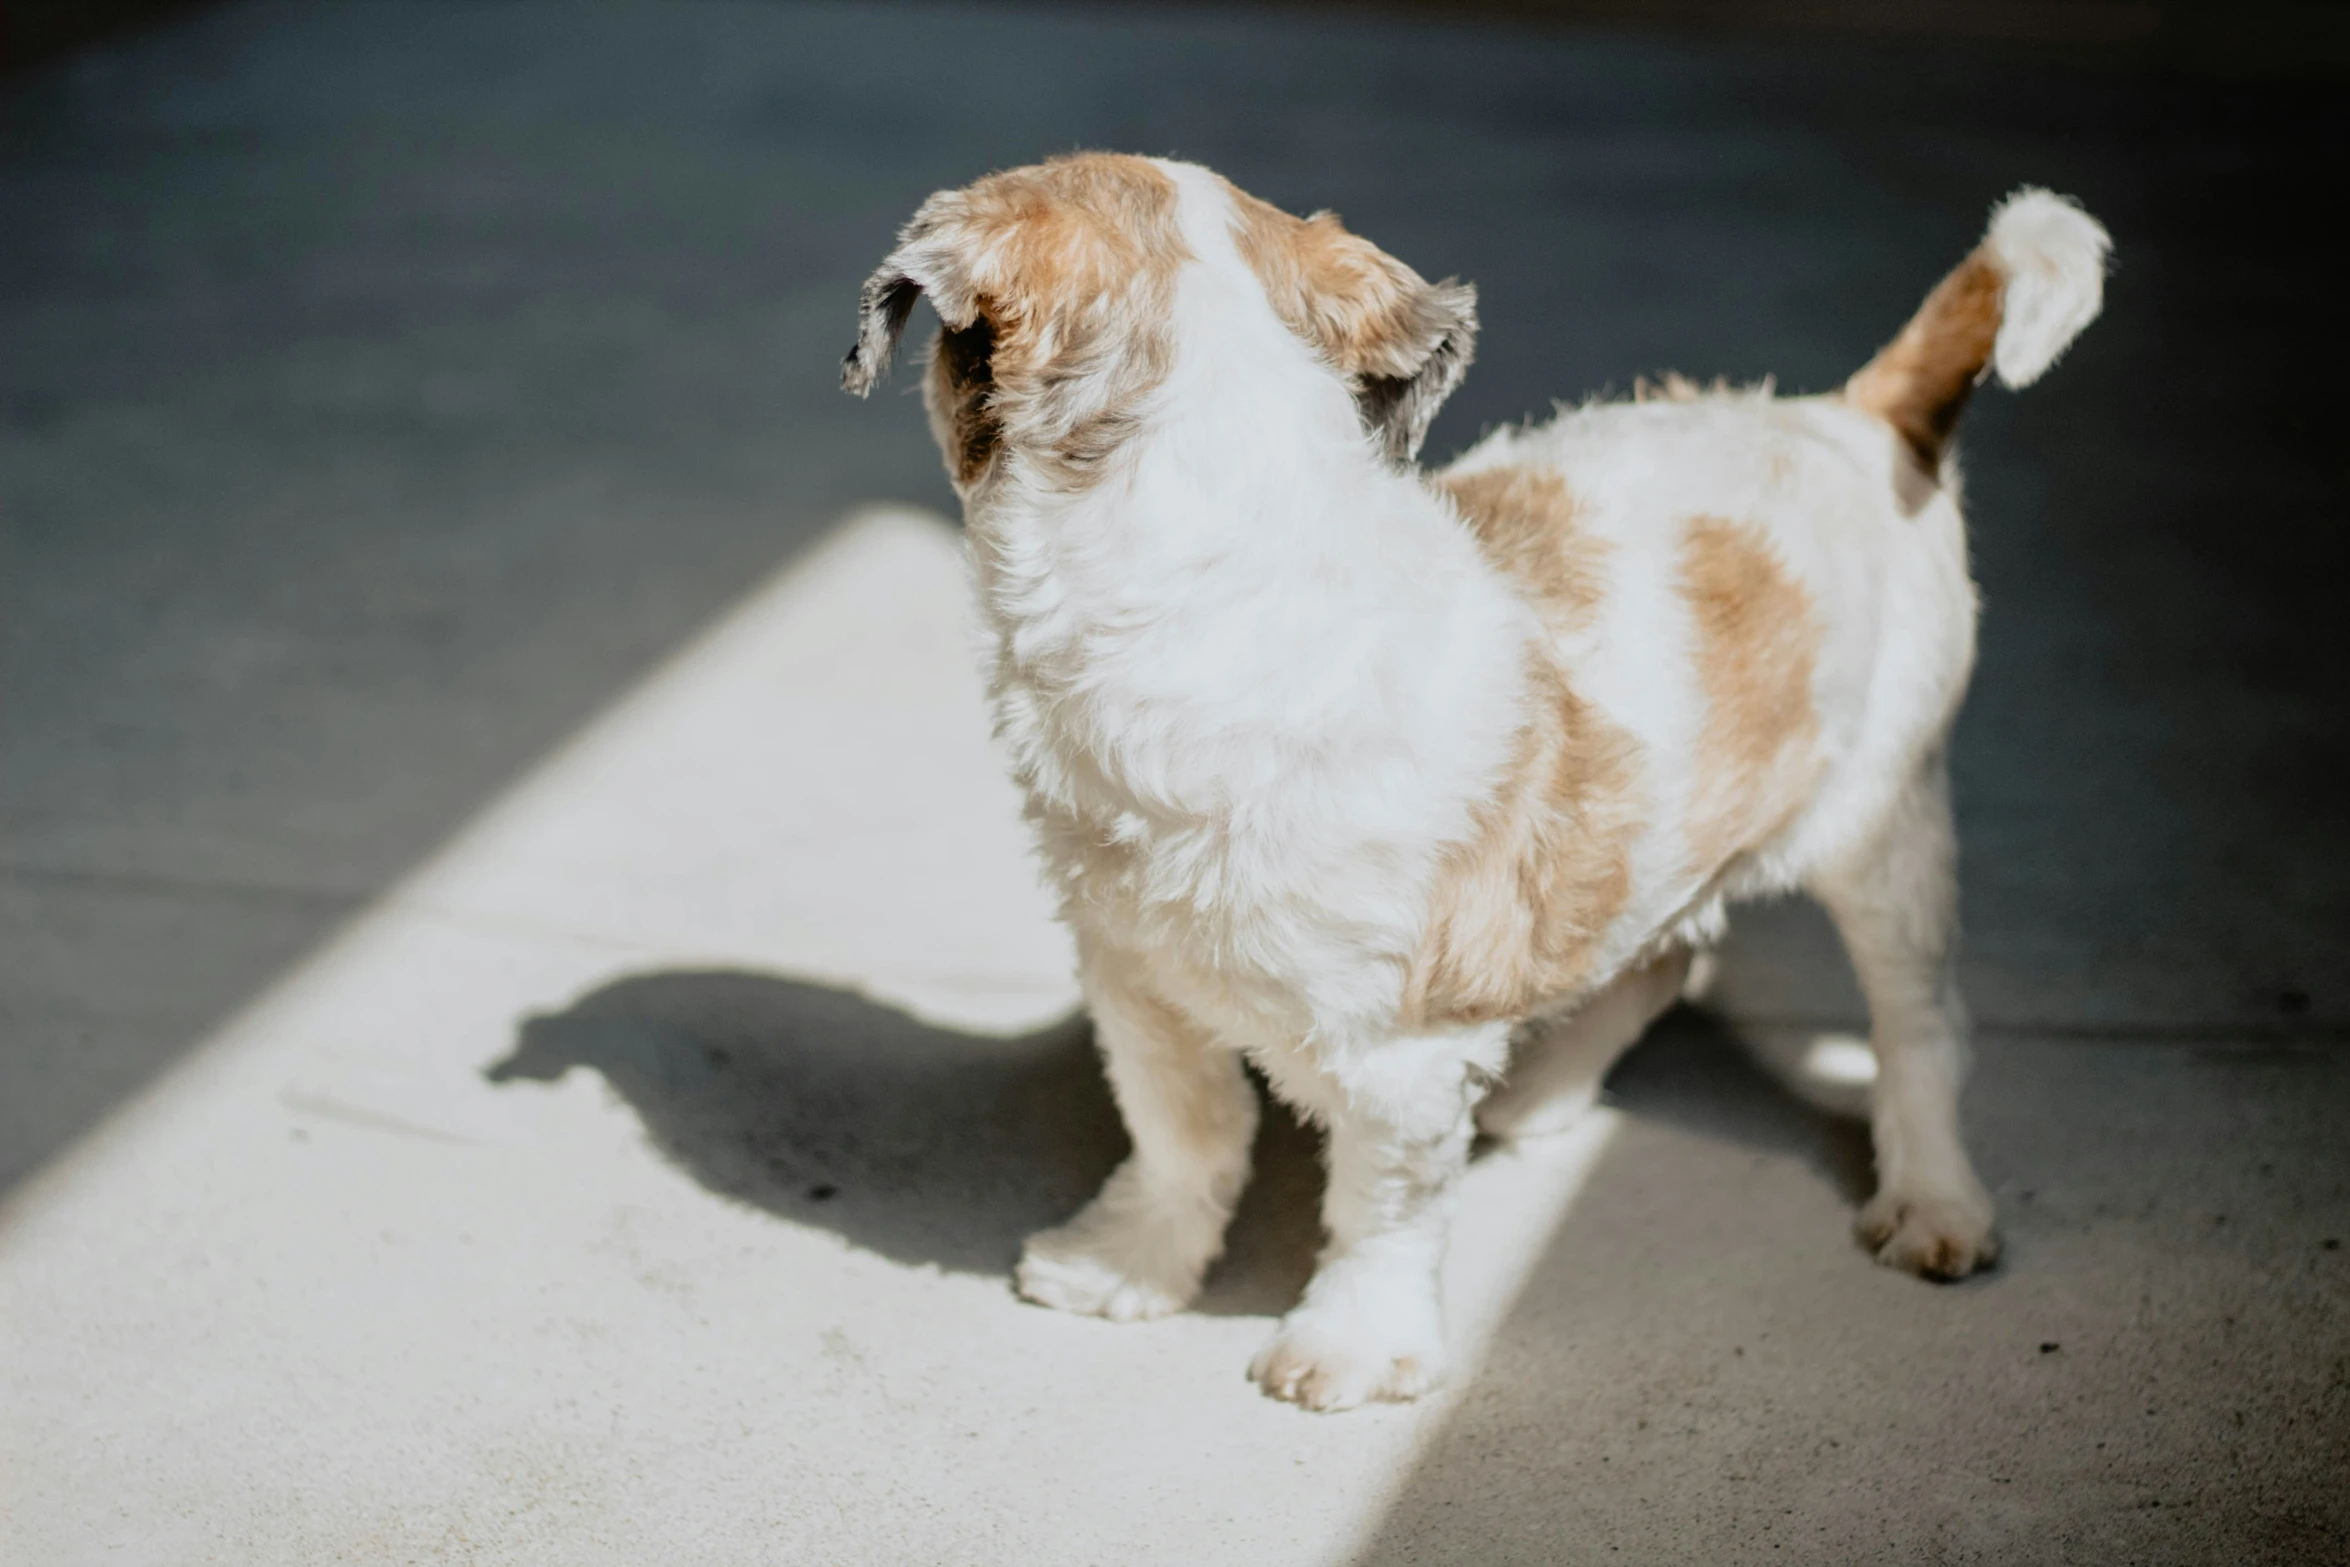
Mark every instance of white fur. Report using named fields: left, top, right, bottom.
left=1986, top=187, right=2110, bottom=387
left=908, top=165, right=2104, bottom=1408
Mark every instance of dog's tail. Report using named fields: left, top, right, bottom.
left=1845, top=188, right=2109, bottom=465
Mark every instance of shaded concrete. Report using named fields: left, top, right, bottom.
left=2, top=2, right=2344, bottom=1561
left=1366, top=1022, right=2350, bottom=1565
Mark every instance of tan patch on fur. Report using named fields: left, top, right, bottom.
left=1225, top=182, right=1436, bottom=382
left=1437, top=466, right=1611, bottom=632
left=1677, top=517, right=1824, bottom=876
left=1404, top=657, right=1646, bottom=1028
left=1219, top=178, right=1476, bottom=463
left=880, top=153, right=1186, bottom=489
left=971, top=155, right=1187, bottom=484
left=966, top=156, right=1179, bottom=346
left=1844, top=248, right=2004, bottom=466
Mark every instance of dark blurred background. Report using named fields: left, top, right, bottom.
left=3, top=4, right=2345, bottom=1559
left=14, top=1, right=2350, bottom=78
left=8, top=0, right=2345, bottom=1187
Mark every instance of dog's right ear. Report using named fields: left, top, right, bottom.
left=1222, top=180, right=1479, bottom=464
left=840, top=195, right=985, bottom=397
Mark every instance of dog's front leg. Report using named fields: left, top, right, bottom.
left=1250, top=1024, right=1503, bottom=1411
left=1016, top=953, right=1258, bottom=1322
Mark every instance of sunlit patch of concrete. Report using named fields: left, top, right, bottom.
left=1, top=506, right=1621, bottom=1566
left=1802, top=1032, right=1877, bottom=1088
left=1727, top=1024, right=1878, bottom=1120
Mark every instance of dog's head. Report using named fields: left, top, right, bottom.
left=842, top=154, right=1477, bottom=493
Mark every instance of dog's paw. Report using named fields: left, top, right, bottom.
left=1857, top=1185, right=1998, bottom=1280
left=1015, top=1222, right=1201, bottom=1322
left=1248, top=1304, right=1447, bottom=1412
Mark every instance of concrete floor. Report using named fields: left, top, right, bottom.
left=3, top=3, right=2345, bottom=1562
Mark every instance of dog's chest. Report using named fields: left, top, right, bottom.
left=969, top=501, right=1535, bottom=1026
left=995, top=659, right=1332, bottom=902
left=986, top=636, right=1460, bottom=1026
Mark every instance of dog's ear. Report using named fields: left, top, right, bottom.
left=841, top=193, right=986, bottom=397
left=1225, top=186, right=1479, bottom=463
left=1349, top=276, right=1478, bottom=464
left=843, top=157, right=1188, bottom=489
left=840, top=268, right=923, bottom=397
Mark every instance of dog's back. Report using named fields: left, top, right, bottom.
left=1432, top=191, right=2110, bottom=978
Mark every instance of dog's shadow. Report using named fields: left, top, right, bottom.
left=486, top=970, right=1870, bottom=1317
left=486, top=970, right=1324, bottom=1315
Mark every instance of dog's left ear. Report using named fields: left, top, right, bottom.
left=841, top=190, right=987, bottom=397
left=840, top=268, right=923, bottom=397
left=1226, top=186, right=1479, bottom=463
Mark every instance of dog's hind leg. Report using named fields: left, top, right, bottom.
left=1811, top=755, right=1997, bottom=1279
left=1474, top=947, right=1693, bottom=1141
left=1016, top=951, right=1259, bottom=1322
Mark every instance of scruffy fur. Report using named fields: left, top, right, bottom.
left=844, top=156, right=2109, bottom=1410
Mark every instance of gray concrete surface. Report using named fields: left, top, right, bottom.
left=2, top=2, right=2344, bottom=1561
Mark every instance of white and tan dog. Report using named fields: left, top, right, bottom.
left=843, top=156, right=2106, bottom=1410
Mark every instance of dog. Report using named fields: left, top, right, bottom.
left=842, top=155, right=2106, bottom=1410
